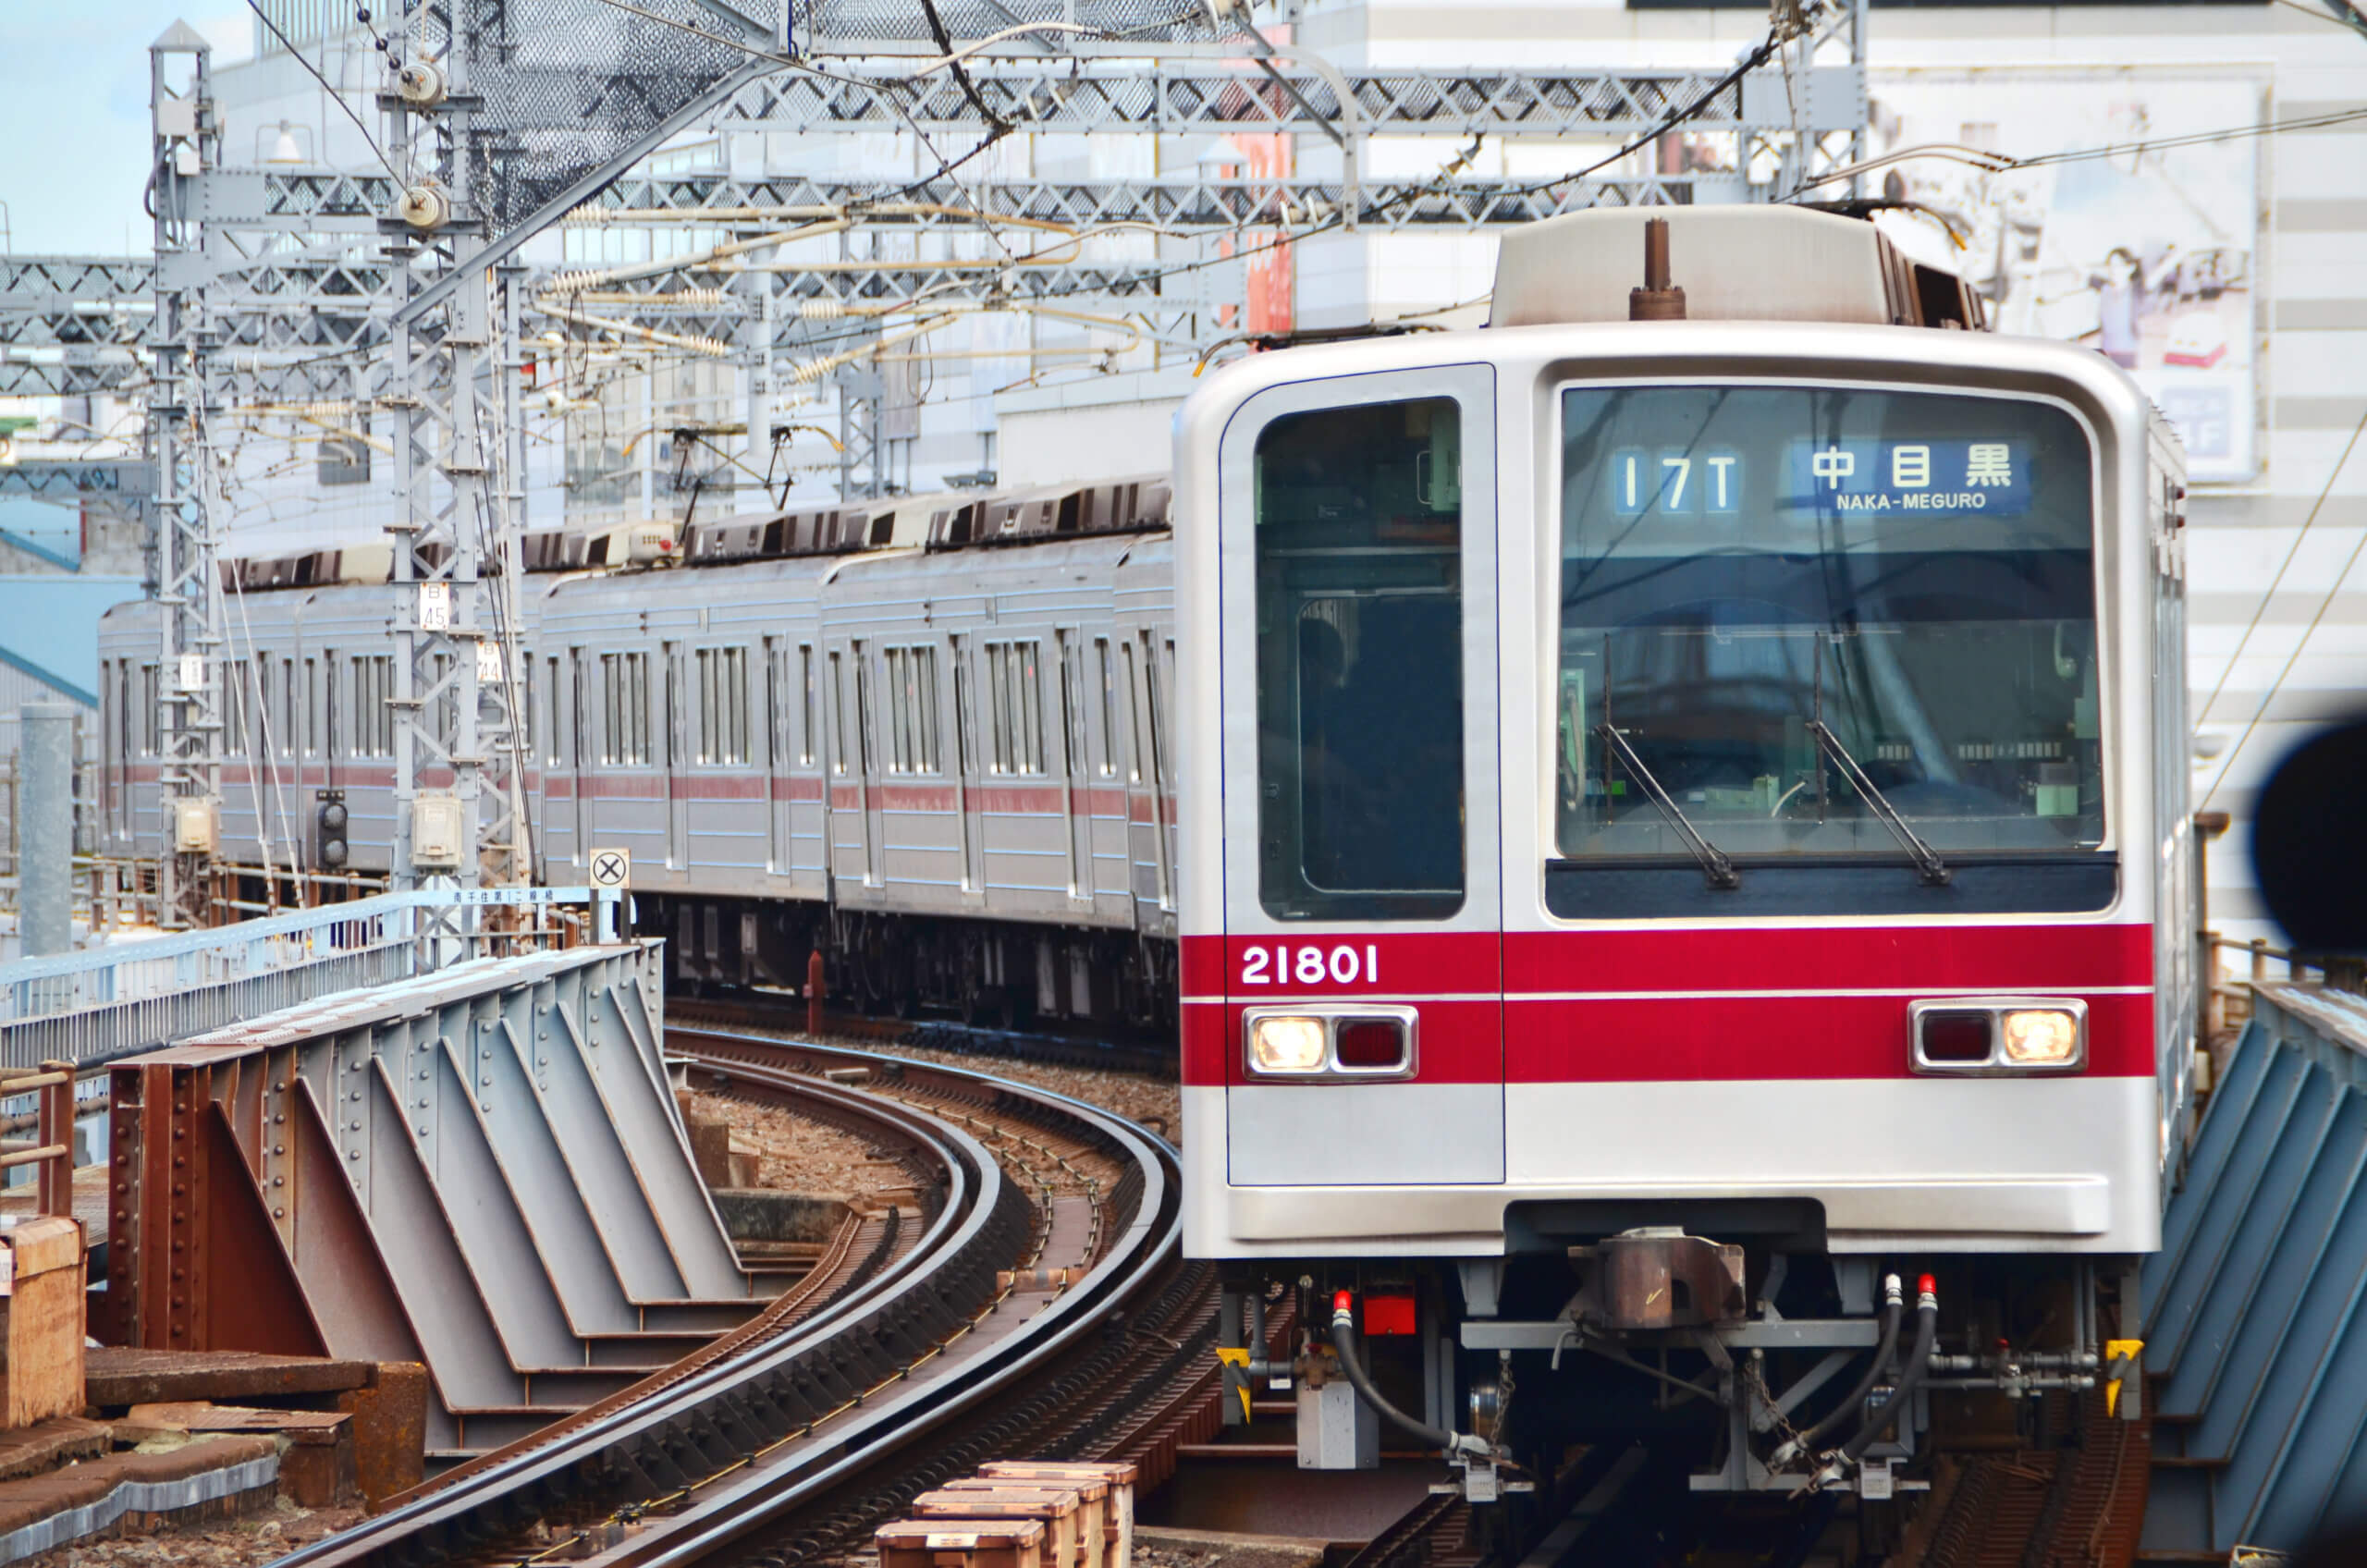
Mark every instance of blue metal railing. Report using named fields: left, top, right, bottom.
left=0, top=886, right=617, bottom=1070
left=2141, top=983, right=2367, bottom=1557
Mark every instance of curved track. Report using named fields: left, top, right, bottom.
left=274, top=1030, right=1186, bottom=1568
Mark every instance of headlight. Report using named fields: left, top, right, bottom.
left=1248, top=1014, right=1327, bottom=1073
left=2001, top=1008, right=2081, bottom=1066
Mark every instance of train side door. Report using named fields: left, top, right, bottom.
left=1219, top=368, right=1503, bottom=1187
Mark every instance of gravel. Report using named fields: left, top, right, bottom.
left=683, top=1089, right=915, bottom=1204
left=22, top=1500, right=365, bottom=1567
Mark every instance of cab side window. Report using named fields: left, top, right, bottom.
left=1254, top=398, right=1466, bottom=920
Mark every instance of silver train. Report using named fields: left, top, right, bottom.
left=95, top=478, right=1182, bottom=1027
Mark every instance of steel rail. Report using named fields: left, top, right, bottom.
left=276, top=1055, right=1009, bottom=1568
left=276, top=1031, right=1175, bottom=1568
left=577, top=1032, right=1178, bottom=1568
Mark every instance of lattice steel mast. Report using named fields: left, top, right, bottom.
left=383, top=8, right=531, bottom=901
left=148, top=24, right=230, bottom=929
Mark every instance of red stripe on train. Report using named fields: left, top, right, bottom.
left=1181, top=924, right=2155, bottom=1086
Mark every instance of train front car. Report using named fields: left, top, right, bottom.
left=1176, top=206, right=2193, bottom=1509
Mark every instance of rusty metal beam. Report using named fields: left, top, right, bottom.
left=102, top=942, right=760, bottom=1461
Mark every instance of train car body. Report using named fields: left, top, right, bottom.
left=1173, top=206, right=2194, bottom=1501
left=95, top=483, right=1182, bottom=1026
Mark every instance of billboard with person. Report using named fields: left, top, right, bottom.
left=1866, top=72, right=2263, bottom=483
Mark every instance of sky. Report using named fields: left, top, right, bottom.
left=0, top=4, right=251, bottom=256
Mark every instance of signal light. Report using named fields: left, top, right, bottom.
left=315, top=788, right=350, bottom=871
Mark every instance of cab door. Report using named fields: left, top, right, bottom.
left=1220, top=366, right=1503, bottom=1186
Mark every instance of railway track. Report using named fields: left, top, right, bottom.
left=272, top=1029, right=1205, bottom=1568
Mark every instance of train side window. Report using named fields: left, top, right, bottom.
left=1055, top=631, right=1080, bottom=776
left=882, top=645, right=940, bottom=774
left=1159, top=637, right=1176, bottom=786
left=1120, top=642, right=1142, bottom=781
left=600, top=651, right=650, bottom=766
left=763, top=641, right=784, bottom=773
left=545, top=656, right=562, bottom=766
left=349, top=656, right=380, bottom=757
left=915, top=645, right=940, bottom=773
left=694, top=646, right=748, bottom=766
left=114, top=661, right=130, bottom=778
left=519, top=658, right=535, bottom=762
left=828, top=651, right=848, bottom=774
left=301, top=658, right=319, bottom=757
left=986, top=644, right=1012, bottom=773
left=322, top=649, right=339, bottom=758
left=1095, top=638, right=1122, bottom=777
left=799, top=645, right=816, bottom=767
left=222, top=658, right=247, bottom=756
left=951, top=638, right=975, bottom=776
left=885, top=648, right=912, bottom=773
left=853, top=646, right=877, bottom=775
left=1254, top=397, right=1466, bottom=919
left=983, top=640, right=1044, bottom=774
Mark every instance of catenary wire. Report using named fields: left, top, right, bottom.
left=2197, top=398, right=2367, bottom=810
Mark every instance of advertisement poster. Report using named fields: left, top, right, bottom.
left=1866, top=73, right=2263, bottom=483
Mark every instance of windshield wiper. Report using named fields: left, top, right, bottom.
left=1805, top=719, right=1952, bottom=886
left=1594, top=724, right=1739, bottom=889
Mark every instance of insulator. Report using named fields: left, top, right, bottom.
left=799, top=300, right=849, bottom=320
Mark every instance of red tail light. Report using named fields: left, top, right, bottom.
left=1919, top=1011, right=1992, bottom=1063
left=1334, top=1017, right=1407, bottom=1070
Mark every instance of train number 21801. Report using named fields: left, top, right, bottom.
left=1239, top=944, right=1380, bottom=987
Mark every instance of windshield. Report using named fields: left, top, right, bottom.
left=1555, top=384, right=2102, bottom=866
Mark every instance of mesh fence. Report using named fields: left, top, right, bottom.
left=795, top=0, right=1212, bottom=46
left=435, top=0, right=771, bottom=234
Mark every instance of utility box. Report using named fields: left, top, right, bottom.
left=0, top=1217, right=87, bottom=1427
left=170, top=796, right=219, bottom=854
left=1297, top=1373, right=1379, bottom=1470
left=411, top=795, right=467, bottom=870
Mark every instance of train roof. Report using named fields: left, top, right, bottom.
left=201, top=472, right=1172, bottom=594
left=1491, top=206, right=1986, bottom=332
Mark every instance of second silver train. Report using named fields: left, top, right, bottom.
left=95, top=479, right=1182, bottom=1027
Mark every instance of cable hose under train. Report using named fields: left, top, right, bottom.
left=1784, top=1276, right=1903, bottom=1459
left=1330, top=1292, right=1461, bottom=1452
left=1842, top=1283, right=1941, bottom=1464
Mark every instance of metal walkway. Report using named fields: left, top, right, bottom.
left=2141, top=984, right=2367, bottom=1560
